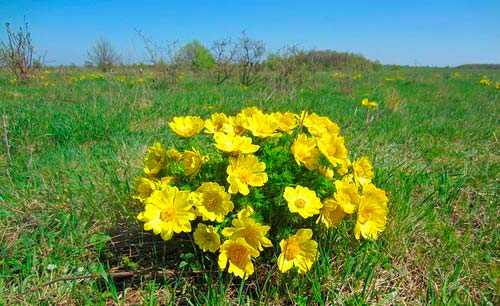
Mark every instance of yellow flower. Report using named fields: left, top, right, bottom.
left=222, top=114, right=248, bottom=135
left=134, top=177, right=159, bottom=202
left=222, top=207, right=272, bottom=251
left=137, top=185, right=195, bottom=241
left=318, top=165, right=334, bottom=180
left=180, top=149, right=204, bottom=177
left=302, top=112, right=340, bottom=137
left=317, top=133, right=348, bottom=167
left=479, top=78, right=492, bottom=86
left=334, top=179, right=361, bottom=214
left=284, top=185, right=323, bottom=218
left=272, top=112, right=298, bottom=134
left=243, top=112, right=281, bottom=138
left=291, top=134, right=320, bottom=170
left=352, top=73, right=362, bottom=80
left=452, top=72, right=460, bottom=79
left=144, top=142, right=167, bottom=176
left=277, top=229, right=318, bottom=274
left=317, top=198, right=346, bottom=228
left=337, top=158, right=351, bottom=176
left=227, top=154, right=268, bottom=195
left=218, top=237, right=259, bottom=279
left=193, top=223, right=221, bottom=253
left=194, top=182, right=233, bottom=222
left=361, top=98, right=378, bottom=107
left=213, top=132, right=260, bottom=155
left=240, top=106, right=262, bottom=117
left=353, top=156, right=374, bottom=186
left=354, top=183, right=389, bottom=240
left=496, top=82, right=500, bottom=89
left=168, top=116, right=205, bottom=138
left=205, top=113, right=229, bottom=134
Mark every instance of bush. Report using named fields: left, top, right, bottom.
left=133, top=107, right=389, bottom=279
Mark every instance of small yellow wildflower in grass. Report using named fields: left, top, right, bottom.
left=352, top=73, right=362, bottom=80
left=194, top=182, right=233, bottom=222
left=277, top=229, right=318, bottom=274
left=353, top=156, right=375, bottom=186
left=354, top=183, right=389, bottom=240
left=496, top=82, right=500, bottom=89
left=385, top=77, right=395, bottom=81
left=79, top=75, right=87, bottom=81
left=218, top=237, right=259, bottom=279
left=116, top=75, right=126, bottom=82
left=302, top=112, right=340, bottom=137
left=318, top=165, right=334, bottom=180
left=144, top=142, right=167, bottom=176
left=317, top=198, right=347, bottom=228
left=179, top=149, right=204, bottom=177
left=136, top=77, right=146, bottom=84
left=133, top=177, right=158, bottom=202
left=137, top=185, right=195, bottom=241
left=272, top=111, right=298, bottom=134
left=227, top=154, right=268, bottom=195
left=452, top=72, right=460, bottom=79
left=169, top=116, right=205, bottom=138
left=193, top=223, right=221, bottom=253
left=213, top=132, right=260, bottom=155
left=334, top=179, right=361, bottom=214
left=317, top=133, right=348, bottom=167
left=243, top=112, right=281, bottom=138
left=361, top=98, right=378, bottom=108
left=222, top=207, right=272, bottom=251
left=205, top=113, right=229, bottom=134
left=284, top=186, right=323, bottom=219
left=479, top=78, right=492, bottom=86
left=330, top=71, right=344, bottom=78
left=291, top=133, right=320, bottom=170
left=43, top=81, right=56, bottom=87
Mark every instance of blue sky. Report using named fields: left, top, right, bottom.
left=1, top=0, right=499, bottom=66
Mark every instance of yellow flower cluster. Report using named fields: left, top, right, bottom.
left=134, top=107, right=389, bottom=279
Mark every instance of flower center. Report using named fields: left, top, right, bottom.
left=160, top=207, right=177, bottom=222
left=295, top=199, right=306, bottom=208
left=228, top=244, right=248, bottom=263
left=284, top=241, right=301, bottom=260
left=204, top=193, right=220, bottom=210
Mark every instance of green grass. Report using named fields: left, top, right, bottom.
left=0, top=68, right=498, bottom=305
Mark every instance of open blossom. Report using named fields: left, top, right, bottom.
left=284, top=185, right=323, bottom=219
left=301, top=112, right=340, bottom=137
left=134, top=177, right=159, bottom=202
left=193, top=223, right=221, bottom=253
left=272, top=111, right=298, bottom=134
left=205, top=113, right=229, bottom=134
left=222, top=114, right=248, bottom=135
left=291, top=134, right=320, bottom=170
left=218, top=237, right=259, bottom=279
left=317, top=133, right=348, bottom=167
left=137, top=185, right=195, bottom=241
left=194, top=182, right=233, bottom=222
left=243, top=112, right=281, bottom=138
left=213, top=132, right=260, bottom=155
left=317, top=198, right=347, bottom=228
left=180, top=149, right=204, bottom=177
left=277, top=229, right=318, bottom=274
left=334, top=179, right=361, bottom=214
left=168, top=116, right=205, bottom=138
left=144, top=142, right=167, bottom=176
left=227, top=154, right=268, bottom=195
left=222, top=207, right=272, bottom=251
left=353, top=156, right=375, bottom=186
left=354, top=183, right=389, bottom=240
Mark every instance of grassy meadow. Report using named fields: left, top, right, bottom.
left=0, top=67, right=498, bottom=305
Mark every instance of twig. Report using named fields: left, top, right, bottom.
left=2, top=114, right=12, bottom=178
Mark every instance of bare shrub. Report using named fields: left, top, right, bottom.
left=236, top=32, right=266, bottom=86
left=267, top=45, right=308, bottom=87
left=86, top=38, right=120, bottom=72
left=209, top=38, right=236, bottom=85
left=137, top=31, right=182, bottom=81
left=0, top=22, right=35, bottom=82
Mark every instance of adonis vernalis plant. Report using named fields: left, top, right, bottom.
left=133, top=107, right=389, bottom=279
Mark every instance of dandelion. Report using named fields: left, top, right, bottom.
left=222, top=207, right=272, bottom=251
left=354, top=183, right=389, bottom=240
left=137, top=185, right=196, bottom=241
left=213, top=132, right=260, bottom=155
left=361, top=98, right=378, bottom=108
left=284, top=185, right=323, bottom=218
left=194, top=182, right=233, bottom=222
left=277, top=229, right=318, bottom=274
left=218, top=237, right=259, bottom=279
left=227, top=154, right=268, bottom=195
left=193, top=223, right=221, bottom=253
left=169, top=116, right=205, bottom=138
left=291, top=133, right=320, bottom=170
